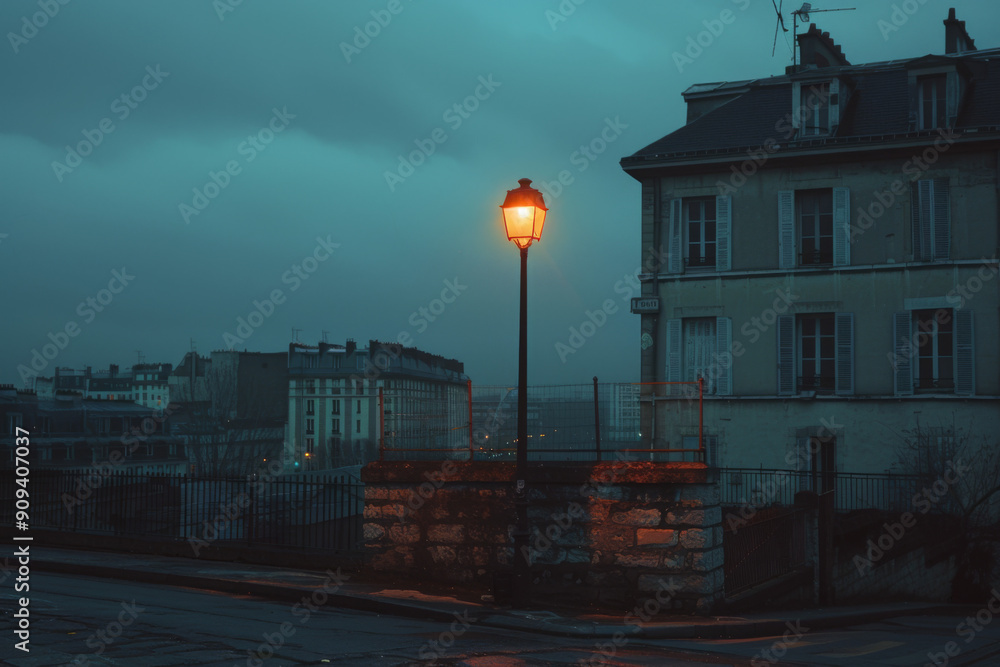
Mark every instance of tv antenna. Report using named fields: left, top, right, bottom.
left=291, top=327, right=302, bottom=343
left=321, top=330, right=330, bottom=343
left=775, top=3, right=856, bottom=67
left=770, top=0, right=789, bottom=57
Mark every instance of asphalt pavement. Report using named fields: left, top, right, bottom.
left=25, top=545, right=960, bottom=641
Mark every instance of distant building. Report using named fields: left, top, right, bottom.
left=0, top=384, right=187, bottom=474
left=287, top=340, right=469, bottom=471
left=620, top=9, right=999, bottom=473
left=131, top=363, right=172, bottom=414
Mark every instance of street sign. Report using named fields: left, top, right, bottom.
left=630, top=297, right=660, bottom=314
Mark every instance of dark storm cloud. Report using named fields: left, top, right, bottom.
left=2, top=0, right=998, bottom=387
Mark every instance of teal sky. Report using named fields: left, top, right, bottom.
left=2, top=0, right=998, bottom=387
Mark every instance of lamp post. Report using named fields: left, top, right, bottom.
left=500, top=177, right=548, bottom=606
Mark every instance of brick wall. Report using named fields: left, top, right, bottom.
left=361, top=460, right=724, bottom=614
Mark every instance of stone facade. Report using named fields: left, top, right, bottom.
left=362, top=460, right=724, bottom=614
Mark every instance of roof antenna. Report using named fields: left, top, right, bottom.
left=770, top=0, right=789, bottom=57
left=789, top=3, right=855, bottom=68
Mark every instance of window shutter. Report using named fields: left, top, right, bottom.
left=912, top=180, right=933, bottom=260
left=777, top=315, right=795, bottom=395
left=832, top=187, right=850, bottom=266
left=835, top=312, right=854, bottom=396
left=715, top=195, right=732, bottom=271
left=892, top=312, right=914, bottom=396
left=666, top=319, right=682, bottom=382
left=945, top=72, right=959, bottom=127
left=778, top=191, right=796, bottom=269
left=932, top=178, right=950, bottom=260
left=955, top=309, right=975, bottom=395
left=668, top=198, right=683, bottom=273
left=828, top=78, right=841, bottom=134
left=715, top=316, right=733, bottom=396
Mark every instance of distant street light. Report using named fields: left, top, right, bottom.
left=499, top=177, right=548, bottom=607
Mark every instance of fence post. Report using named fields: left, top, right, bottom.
left=467, top=379, right=473, bottom=460
left=378, top=386, right=385, bottom=461
left=593, top=376, right=601, bottom=461
left=698, top=377, right=704, bottom=462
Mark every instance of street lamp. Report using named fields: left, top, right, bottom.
left=500, top=177, right=548, bottom=606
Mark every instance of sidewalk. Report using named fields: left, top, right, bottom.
left=32, top=546, right=958, bottom=640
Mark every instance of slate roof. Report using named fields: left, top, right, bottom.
left=622, top=47, right=1000, bottom=169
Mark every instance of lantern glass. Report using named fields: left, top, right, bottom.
left=500, top=179, right=548, bottom=249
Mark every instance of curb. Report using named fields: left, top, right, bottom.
left=35, top=558, right=959, bottom=640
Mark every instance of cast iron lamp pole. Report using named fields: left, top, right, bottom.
left=500, top=178, right=548, bottom=607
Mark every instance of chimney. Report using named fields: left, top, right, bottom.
left=795, top=24, right=850, bottom=70
left=944, top=8, right=976, bottom=54
left=346, top=339, right=357, bottom=355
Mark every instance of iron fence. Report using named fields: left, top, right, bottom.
left=0, top=468, right=364, bottom=553
left=378, top=379, right=703, bottom=462
left=723, top=507, right=808, bottom=596
left=719, top=468, right=941, bottom=513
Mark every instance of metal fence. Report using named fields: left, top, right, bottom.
left=719, top=468, right=941, bottom=513
left=723, top=506, right=808, bottom=596
left=1, top=468, right=364, bottom=553
left=378, top=380, right=703, bottom=462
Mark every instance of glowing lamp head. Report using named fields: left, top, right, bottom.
left=501, top=178, right=547, bottom=249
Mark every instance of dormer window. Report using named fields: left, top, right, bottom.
left=918, top=75, right=947, bottom=130
left=792, top=78, right=845, bottom=138
left=802, top=82, right=830, bottom=137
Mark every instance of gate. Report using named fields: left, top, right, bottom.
left=722, top=506, right=807, bottom=597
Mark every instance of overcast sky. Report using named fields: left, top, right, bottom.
left=3, top=0, right=998, bottom=388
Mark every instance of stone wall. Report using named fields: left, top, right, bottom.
left=361, top=460, right=724, bottom=614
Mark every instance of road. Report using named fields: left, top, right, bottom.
left=3, top=574, right=1000, bottom=666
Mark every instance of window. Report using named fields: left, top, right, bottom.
left=332, top=418, right=340, bottom=434
left=356, top=419, right=361, bottom=434
left=778, top=188, right=850, bottom=268
left=665, top=317, right=732, bottom=395
left=306, top=418, right=315, bottom=434
left=356, top=399, right=362, bottom=414
left=169, top=443, right=177, bottom=456
left=7, top=413, right=22, bottom=435
left=911, top=178, right=950, bottom=261
left=798, top=190, right=833, bottom=265
left=778, top=313, right=854, bottom=396
left=332, top=401, right=340, bottom=415
left=798, top=314, right=836, bottom=392
left=914, top=309, right=953, bottom=391
left=355, top=380, right=364, bottom=395
left=792, top=80, right=843, bottom=137
left=305, top=379, right=316, bottom=394
left=306, top=399, right=315, bottom=415
left=685, top=198, right=716, bottom=269
left=918, top=75, right=947, bottom=130
left=892, top=308, right=974, bottom=395
left=667, top=196, right=731, bottom=273
left=65, top=445, right=74, bottom=460
left=305, top=438, right=314, bottom=453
